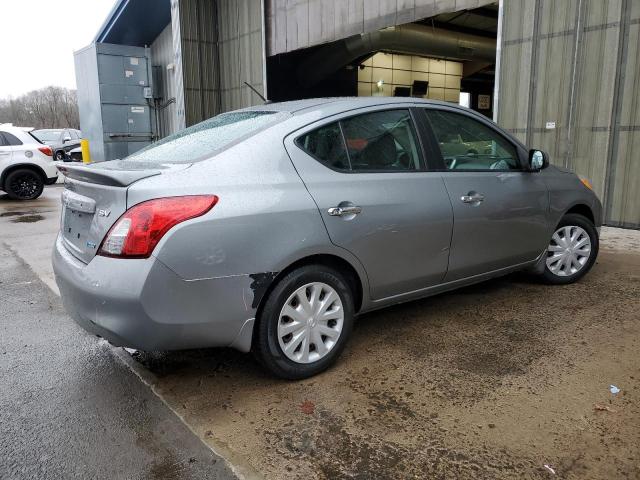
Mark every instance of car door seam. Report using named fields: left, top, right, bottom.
left=280, top=136, right=373, bottom=292
left=439, top=175, right=456, bottom=282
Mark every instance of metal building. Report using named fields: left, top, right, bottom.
left=497, top=0, right=640, bottom=228
left=76, top=0, right=639, bottom=227
left=76, top=0, right=266, bottom=161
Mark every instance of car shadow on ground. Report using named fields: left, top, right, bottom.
left=131, top=270, right=540, bottom=380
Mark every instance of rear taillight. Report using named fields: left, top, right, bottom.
left=98, top=195, right=218, bottom=259
left=38, top=146, right=53, bottom=156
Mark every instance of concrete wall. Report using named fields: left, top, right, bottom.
left=496, top=0, right=640, bottom=228
left=265, top=0, right=496, bottom=56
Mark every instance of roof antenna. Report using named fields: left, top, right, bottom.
left=244, top=81, right=270, bottom=104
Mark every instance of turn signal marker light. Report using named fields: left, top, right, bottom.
left=579, top=176, right=593, bottom=191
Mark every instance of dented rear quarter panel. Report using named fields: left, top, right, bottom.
left=127, top=121, right=371, bottom=312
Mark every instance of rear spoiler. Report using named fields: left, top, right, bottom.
left=56, top=164, right=161, bottom=187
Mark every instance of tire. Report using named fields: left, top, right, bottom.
left=253, top=265, right=355, bottom=380
left=4, top=169, right=44, bottom=200
left=55, top=150, right=66, bottom=161
left=541, top=213, right=599, bottom=285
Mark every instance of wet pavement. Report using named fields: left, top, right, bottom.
left=0, top=189, right=236, bottom=480
left=2, top=186, right=640, bottom=479
left=133, top=251, right=640, bottom=479
left=0, top=187, right=62, bottom=294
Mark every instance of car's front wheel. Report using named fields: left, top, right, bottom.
left=4, top=169, right=44, bottom=200
left=541, top=213, right=599, bottom=284
left=55, top=150, right=66, bottom=161
left=254, top=265, right=354, bottom=379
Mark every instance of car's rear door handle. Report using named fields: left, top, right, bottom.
left=461, top=193, right=485, bottom=204
left=328, top=205, right=362, bottom=216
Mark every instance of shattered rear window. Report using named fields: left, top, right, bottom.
left=125, top=111, right=287, bottom=164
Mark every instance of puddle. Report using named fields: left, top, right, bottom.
left=11, top=214, right=45, bottom=223
left=0, top=211, right=32, bottom=217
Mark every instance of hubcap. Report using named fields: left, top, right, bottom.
left=546, top=225, right=591, bottom=277
left=9, top=174, right=39, bottom=199
left=277, top=282, right=344, bottom=364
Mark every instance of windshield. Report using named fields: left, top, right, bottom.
left=125, top=111, right=287, bottom=164
left=33, top=130, right=62, bottom=142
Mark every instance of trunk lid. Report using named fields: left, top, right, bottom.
left=57, top=162, right=190, bottom=264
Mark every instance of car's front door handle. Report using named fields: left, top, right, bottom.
left=328, top=205, right=362, bottom=216
left=461, top=193, right=485, bottom=204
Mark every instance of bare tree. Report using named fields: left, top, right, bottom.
left=0, top=86, right=80, bottom=129
left=60, top=89, right=79, bottom=128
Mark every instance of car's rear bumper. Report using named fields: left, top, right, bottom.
left=52, top=235, right=256, bottom=351
left=42, top=160, right=59, bottom=177
left=45, top=175, right=58, bottom=185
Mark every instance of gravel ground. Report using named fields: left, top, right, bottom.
left=132, top=248, right=640, bottom=479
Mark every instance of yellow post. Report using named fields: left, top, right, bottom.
left=80, top=139, right=91, bottom=164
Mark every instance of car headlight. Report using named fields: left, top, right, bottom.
left=578, top=175, right=593, bottom=191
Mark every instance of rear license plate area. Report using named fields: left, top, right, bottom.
left=62, top=206, right=94, bottom=251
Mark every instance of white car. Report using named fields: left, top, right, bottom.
left=0, top=125, right=58, bottom=200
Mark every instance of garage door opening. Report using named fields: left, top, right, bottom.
left=267, top=4, right=498, bottom=117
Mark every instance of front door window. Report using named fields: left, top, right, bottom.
left=425, top=109, right=520, bottom=171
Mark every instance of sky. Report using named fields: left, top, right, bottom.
left=0, top=0, right=117, bottom=98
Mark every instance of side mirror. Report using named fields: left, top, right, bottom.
left=63, top=136, right=72, bottom=143
left=528, top=149, right=549, bottom=171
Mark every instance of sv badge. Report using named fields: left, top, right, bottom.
left=97, top=209, right=111, bottom=218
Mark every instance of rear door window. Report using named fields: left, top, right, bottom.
left=341, top=110, right=421, bottom=171
left=296, top=122, right=350, bottom=170
left=2, top=132, right=23, bottom=146
left=297, top=109, right=422, bottom=172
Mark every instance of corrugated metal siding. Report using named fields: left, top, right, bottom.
left=497, top=0, right=640, bottom=227
left=528, top=1, right=578, bottom=163
left=606, top=1, right=640, bottom=227
left=171, top=0, right=187, bottom=130
left=217, top=0, right=266, bottom=111
left=265, top=0, right=497, bottom=55
left=496, top=0, right=536, bottom=141
left=151, top=22, right=180, bottom=137
left=570, top=1, right=621, bottom=200
left=174, top=0, right=265, bottom=125
left=179, top=0, right=222, bottom=126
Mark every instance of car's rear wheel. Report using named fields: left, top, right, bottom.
left=4, top=169, right=44, bottom=200
left=254, top=265, right=354, bottom=379
left=541, top=213, right=598, bottom=284
left=55, top=150, right=66, bottom=161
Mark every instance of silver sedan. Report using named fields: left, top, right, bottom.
left=53, top=98, right=602, bottom=379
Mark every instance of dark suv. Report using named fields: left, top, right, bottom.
left=32, top=129, right=82, bottom=161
